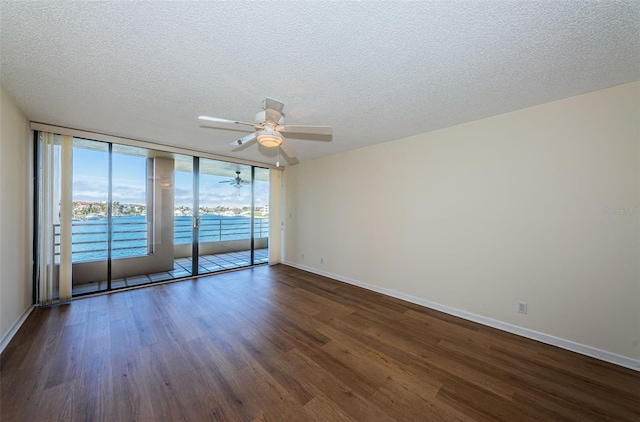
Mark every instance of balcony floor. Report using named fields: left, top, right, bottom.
left=72, top=248, right=269, bottom=296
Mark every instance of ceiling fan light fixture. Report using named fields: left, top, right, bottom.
left=256, top=129, right=283, bottom=148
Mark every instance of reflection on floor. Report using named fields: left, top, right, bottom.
left=72, top=248, right=269, bottom=296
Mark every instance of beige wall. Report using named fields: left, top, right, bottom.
left=0, top=86, right=33, bottom=347
left=283, top=82, right=640, bottom=361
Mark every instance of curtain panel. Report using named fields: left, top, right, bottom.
left=268, top=168, right=282, bottom=264
left=36, top=132, right=72, bottom=305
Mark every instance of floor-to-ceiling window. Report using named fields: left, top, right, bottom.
left=35, top=131, right=272, bottom=300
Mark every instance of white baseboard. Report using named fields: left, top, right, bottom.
left=0, top=304, right=34, bottom=355
left=282, top=261, right=640, bottom=372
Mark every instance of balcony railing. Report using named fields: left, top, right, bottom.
left=54, top=220, right=149, bottom=263
left=174, top=216, right=269, bottom=244
left=54, top=216, right=269, bottom=263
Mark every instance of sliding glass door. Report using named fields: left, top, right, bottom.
left=194, top=159, right=265, bottom=275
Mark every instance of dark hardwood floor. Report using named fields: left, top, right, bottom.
left=1, top=265, right=639, bottom=421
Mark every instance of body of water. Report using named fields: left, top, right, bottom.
left=60, top=215, right=268, bottom=263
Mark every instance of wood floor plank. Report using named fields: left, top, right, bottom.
left=2, top=265, right=639, bottom=421
left=318, top=326, right=442, bottom=397
left=285, top=347, right=396, bottom=422
left=73, top=348, right=113, bottom=421
left=439, top=336, right=639, bottom=420
left=436, top=377, right=538, bottom=422
left=371, top=384, right=455, bottom=422
left=110, top=364, right=156, bottom=421
left=228, top=331, right=317, bottom=406
left=235, top=360, right=310, bottom=421
left=302, top=393, right=356, bottom=422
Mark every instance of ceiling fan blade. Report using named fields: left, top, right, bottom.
left=263, top=98, right=285, bottom=114
left=230, top=133, right=257, bottom=146
left=279, top=139, right=298, bottom=158
left=199, top=115, right=257, bottom=128
left=219, top=180, right=232, bottom=184
left=277, top=125, right=332, bottom=136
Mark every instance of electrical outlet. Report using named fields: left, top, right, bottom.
left=517, top=301, right=528, bottom=314
left=301, top=253, right=304, bottom=259
left=320, top=258, right=324, bottom=264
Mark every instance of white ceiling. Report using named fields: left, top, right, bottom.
left=1, top=1, right=639, bottom=166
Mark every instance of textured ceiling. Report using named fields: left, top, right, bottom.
left=1, top=1, right=639, bottom=166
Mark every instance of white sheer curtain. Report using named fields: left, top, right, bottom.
left=37, top=132, right=72, bottom=305
left=268, top=168, right=282, bottom=264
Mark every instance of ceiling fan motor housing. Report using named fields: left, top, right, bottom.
left=255, top=111, right=283, bottom=126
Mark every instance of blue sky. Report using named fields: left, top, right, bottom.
left=72, top=148, right=269, bottom=207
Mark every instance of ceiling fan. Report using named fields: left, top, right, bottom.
left=199, top=98, right=332, bottom=164
left=220, top=171, right=249, bottom=189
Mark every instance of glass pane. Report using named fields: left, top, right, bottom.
left=198, top=160, right=252, bottom=274
left=70, top=138, right=109, bottom=295
left=110, top=144, right=152, bottom=289
left=111, top=148, right=148, bottom=262
left=253, top=167, right=270, bottom=264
